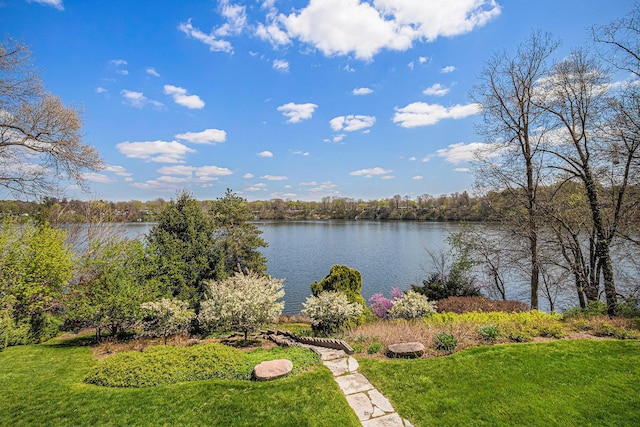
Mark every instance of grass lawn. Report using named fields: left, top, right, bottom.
left=0, top=337, right=360, bottom=426
left=358, top=339, right=640, bottom=427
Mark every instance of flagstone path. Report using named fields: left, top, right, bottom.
left=309, top=346, right=414, bottom=427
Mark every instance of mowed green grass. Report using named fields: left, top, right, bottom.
left=0, top=338, right=360, bottom=427
left=359, top=339, right=640, bottom=427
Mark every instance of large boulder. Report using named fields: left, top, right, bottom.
left=386, top=342, right=425, bottom=359
left=253, top=359, right=293, bottom=381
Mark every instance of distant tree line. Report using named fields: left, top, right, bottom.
left=0, top=191, right=497, bottom=223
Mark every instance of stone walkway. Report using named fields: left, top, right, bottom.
left=309, top=346, right=414, bottom=427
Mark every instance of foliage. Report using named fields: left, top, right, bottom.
left=387, top=290, right=437, bottom=320
left=0, top=220, right=73, bottom=345
left=209, top=189, right=268, bottom=276
left=301, top=291, right=364, bottom=335
left=310, top=264, right=366, bottom=325
left=198, top=271, right=284, bottom=340
left=433, top=331, right=458, bottom=353
left=65, top=237, right=157, bottom=340
left=561, top=300, right=608, bottom=319
left=0, top=340, right=358, bottom=426
left=368, top=287, right=403, bottom=319
left=85, top=343, right=320, bottom=387
left=437, top=296, right=529, bottom=314
left=367, top=342, right=382, bottom=354
left=412, top=270, right=481, bottom=301
left=146, top=191, right=221, bottom=308
left=0, top=37, right=102, bottom=197
left=358, top=340, right=640, bottom=427
left=140, top=298, right=195, bottom=344
left=147, top=190, right=268, bottom=310
left=478, top=323, right=500, bottom=341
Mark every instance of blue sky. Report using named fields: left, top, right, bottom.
left=2, top=0, right=634, bottom=201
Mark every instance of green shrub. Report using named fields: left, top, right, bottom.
left=478, top=323, right=500, bottom=341
left=438, top=296, right=529, bottom=314
left=85, top=343, right=320, bottom=387
left=387, top=290, right=437, bottom=320
left=434, top=332, right=458, bottom=353
left=301, top=291, right=364, bottom=335
left=367, top=342, right=382, bottom=354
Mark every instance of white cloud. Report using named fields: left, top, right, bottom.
left=28, top=0, right=64, bottom=10
left=109, top=59, right=129, bottom=75
left=95, top=87, right=107, bottom=94
left=178, top=19, right=233, bottom=53
left=256, top=22, right=291, bottom=46
left=258, top=151, right=274, bottom=157
left=330, top=115, right=376, bottom=132
left=300, top=181, right=318, bottom=186
left=245, top=184, right=268, bottom=192
left=164, top=85, right=205, bottom=109
left=81, top=172, right=116, bottom=183
left=277, top=102, right=317, bottom=123
left=281, top=0, right=500, bottom=61
left=195, top=165, right=233, bottom=178
left=440, top=65, right=456, bottom=73
left=215, top=0, right=247, bottom=37
left=261, top=174, right=287, bottom=181
left=413, top=175, right=424, bottom=180
left=156, top=165, right=233, bottom=180
left=381, top=175, right=395, bottom=180
left=353, top=87, right=373, bottom=95
left=350, top=167, right=392, bottom=177
left=243, top=173, right=254, bottom=179
left=454, top=167, right=471, bottom=172
left=418, top=56, right=428, bottom=64
left=104, top=165, right=132, bottom=178
left=423, top=83, right=449, bottom=96
left=273, top=59, right=290, bottom=72
left=121, top=90, right=164, bottom=109
left=436, top=141, right=500, bottom=164
left=393, top=102, right=480, bottom=127
left=145, top=67, right=160, bottom=77
left=116, top=140, right=196, bottom=163
left=175, top=128, right=226, bottom=144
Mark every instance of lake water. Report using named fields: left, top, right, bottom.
left=120, top=220, right=535, bottom=314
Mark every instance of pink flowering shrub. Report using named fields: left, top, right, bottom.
left=368, top=287, right=404, bottom=319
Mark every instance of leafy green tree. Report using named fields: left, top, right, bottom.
left=198, top=271, right=284, bottom=340
left=65, top=237, right=158, bottom=340
left=209, top=189, right=268, bottom=276
left=147, top=190, right=268, bottom=310
left=0, top=220, right=73, bottom=344
left=311, top=265, right=366, bottom=307
left=146, top=192, right=221, bottom=308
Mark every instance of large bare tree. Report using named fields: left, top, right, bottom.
left=472, top=31, right=559, bottom=309
left=0, top=37, right=102, bottom=198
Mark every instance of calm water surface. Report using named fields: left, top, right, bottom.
left=121, top=220, right=536, bottom=314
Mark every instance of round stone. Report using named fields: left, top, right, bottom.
left=253, top=359, right=293, bottom=381
left=386, top=342, right=425, bottom=358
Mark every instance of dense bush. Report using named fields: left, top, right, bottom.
left=433, top=332, right=458, bottom=353
left=140, top=298, right=195, bottom=343
left=387, top=290, right=437, bottom=320
left=198, top=272, right=285, bottom=340
left=301, top=291, right=364, bottom=334
left=478, top=323, right=500, bottom=341
left=437, top=296, right=529, bottom=314
left=426, top=310, right=566, bottom=342
left=0, top=221, right=73, bottom=346
left=311, top=265, right=366, bottom=325
left=85, top=343, right=320, bottom=387
left=411, top=271, right=481, bottom=302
